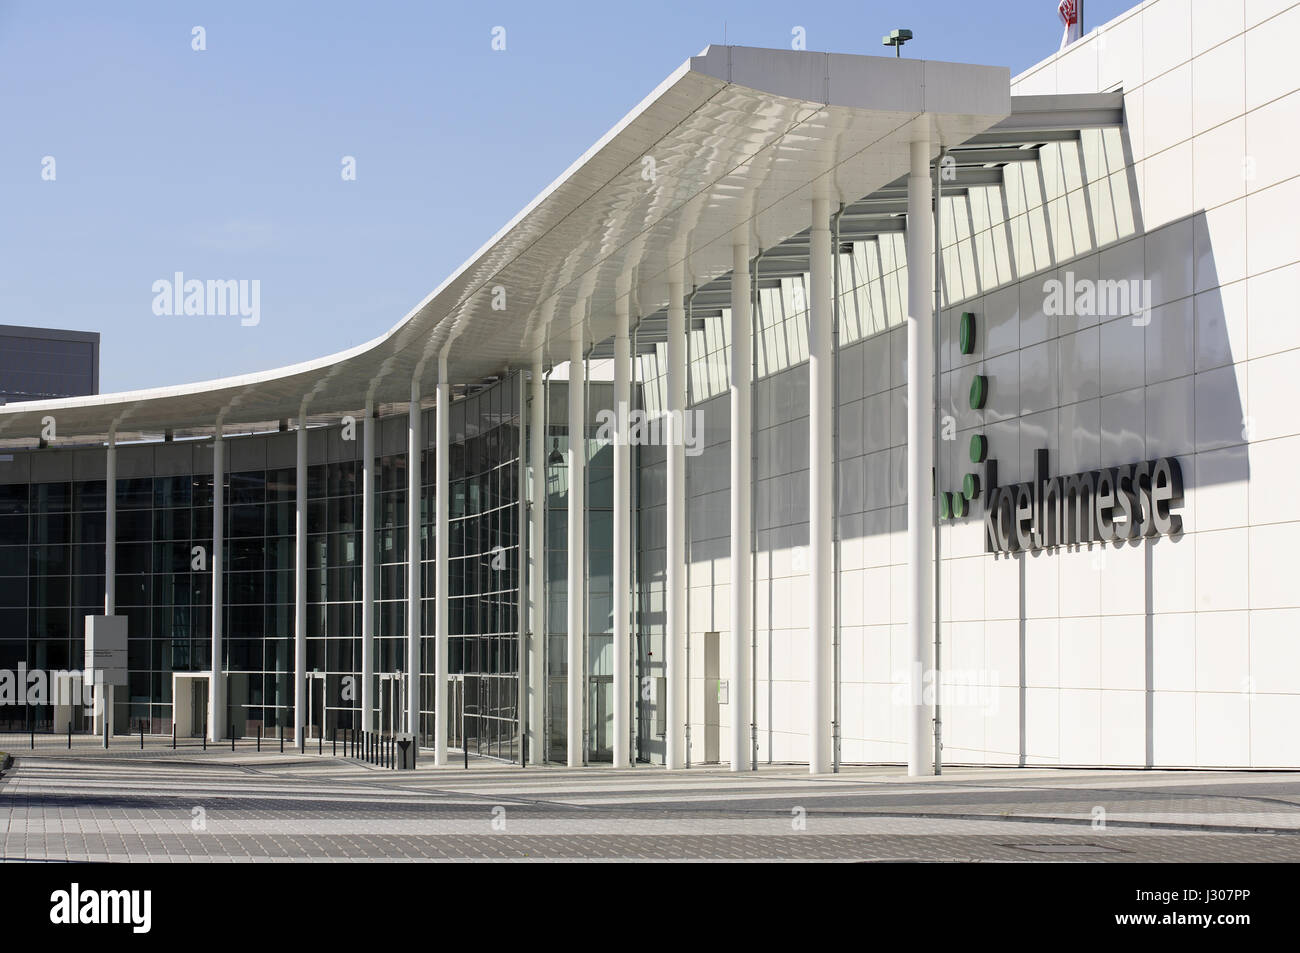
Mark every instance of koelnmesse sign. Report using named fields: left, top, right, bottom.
left=940, top=310, right=1186, bottom=555
left=982, top=449, right=1184, bottom=555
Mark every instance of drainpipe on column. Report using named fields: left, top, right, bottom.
left=749, top=250, right=763, bottom=771
left=543, top=359, right=552, bottom=764
left=684, top=283, right=698, bottom=769
left=583, top=340, right=592, bottom=767
left=933, top=147, right=946, bottom=776
left=631, top=318, right=641, bottom=766
left=831, top=202, right=844, bottom=774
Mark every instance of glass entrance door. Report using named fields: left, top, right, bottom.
left=449, top=676, right=464, bottom=749
left=309, top=675, right=325, bottom=739
left=190, top=680, right=207, bottom=738
left=589, top=675, right=612, bottom=762
left=546, top=677, right=565, bottom=763
left=462, top=675, right=479, bottom=755
left=378, top=675, right=398, bottom=737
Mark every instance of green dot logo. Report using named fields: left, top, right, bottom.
left=959, top=312, right=976, bottom=355
left=940, top=314, right=995, bottom=522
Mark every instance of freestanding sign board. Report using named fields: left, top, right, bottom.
left=84, top=615, right=128, bottom=687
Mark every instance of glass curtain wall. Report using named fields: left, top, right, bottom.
left=448, top=374, right=521, bottom=761
left=374, top=432, right=408, bottom=737
left=543, top=380, right=613, bottom=763
left=0, top=375, right=523, bottom=751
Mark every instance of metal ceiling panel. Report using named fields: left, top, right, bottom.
left=0, top=46, right=1013, bottom=446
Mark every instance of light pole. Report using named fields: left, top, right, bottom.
left=882, top=28, right=913, bottom=56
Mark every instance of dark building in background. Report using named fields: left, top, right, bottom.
left=0, top=325, right=100, bottom=404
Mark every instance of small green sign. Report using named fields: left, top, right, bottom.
left=959, top=312, right=977, bottom=355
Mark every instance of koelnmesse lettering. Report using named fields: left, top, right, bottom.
left=983, top=449, right=1184, bottom=555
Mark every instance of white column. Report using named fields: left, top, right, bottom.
left=361, top=405, right=375, bottom=731
left=613, top=296, right=632, bottom=768
left=105, top=434, right=116, bottom=614
left=566, top=329, right=586, bottom=767
left=809, top=197, right=834, bottom=774
left=665, top=269, right=686, bottom=769
left=407, top=379, right=422, bottom=736
left=906, top=137, right=935, bottom=776
left=434, top=355, right=450, bottom=764
left=99, top=431, right=116, bottom=737
left=527, top=358, right=545, bottom=764
left=294, top=416, right=307, bottom=749
left=210, top=424, right=225, bottom=743
left=729, top=240, right=752, bottom=772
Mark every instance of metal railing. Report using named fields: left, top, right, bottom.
left=0, top=724, right=441, bottom=769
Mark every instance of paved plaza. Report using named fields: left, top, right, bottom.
left=2, top=741, right=1299, bottom=862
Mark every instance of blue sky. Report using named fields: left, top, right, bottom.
left=0, top=0, right=1135, bottom=392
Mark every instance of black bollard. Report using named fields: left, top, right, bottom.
left=332, top=728, right=336, bottom=757
left=31, top=729, right=34, bottom=750
left=318, top=729, right=322, bottom=756
left=464, top=736, right=468, bottom=770
left=172, top=723, right=176, bottom=749
left=67, top=722, right=71, bottom=749
left=231, top=724, right=235, bottom=752
left=257, top=725, right=261, bottom=752
left=280, top=729, right=284, bottom=754
left=140, top=721, right=144, bottom=749
left=203, top=723, right=207, bottom=751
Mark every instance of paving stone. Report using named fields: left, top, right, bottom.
left=2, top=750, right=1299, bottom=861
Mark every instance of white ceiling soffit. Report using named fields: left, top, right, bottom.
left=0, top=46, right=1008, bottom=445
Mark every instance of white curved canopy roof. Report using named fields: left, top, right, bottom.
left=0, top=45, right=1009, bottom=445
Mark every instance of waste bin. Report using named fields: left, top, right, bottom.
left=394, top=732, right=417, bottom=770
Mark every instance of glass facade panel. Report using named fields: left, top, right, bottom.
left=0, top=373, right=524, bottom=754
